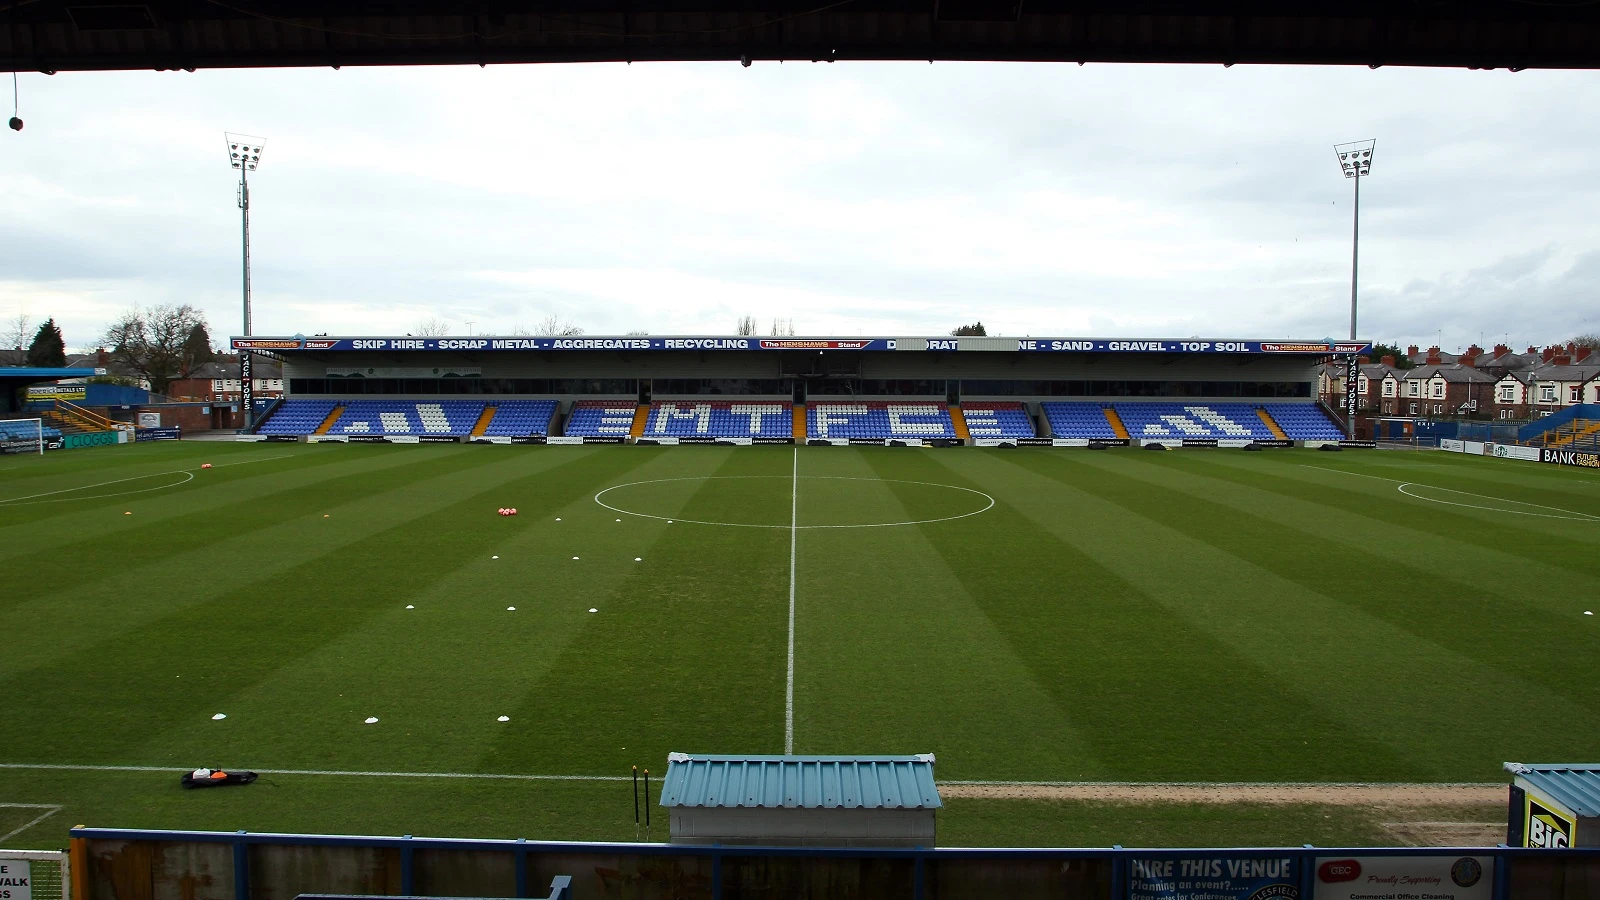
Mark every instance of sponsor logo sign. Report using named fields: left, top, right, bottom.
left=240, top=350, right=253, bottom=415
left=1338, top=440, right=1377, bottom=449
left=1129, top=855, right=1297, bottom=900
left=1490, top=444, right=1541, bottom=461
left=25, top=383, right=87, bottom=401
left=1440, top=439, right=1466, bottom=452
left=417, top=435, right=459, bottom=443
left=64, top=431, right=119, bottom=449
left=1344, top=354, right=1359, bottom=428
left=752, top=437, right=795, bottom=445
left=229, top=336, right=1370, bottom=355
left=470, top=436, right=513, bottom=444
left=848, top=438, right=886, bottom=445
left=1314, top=856, right=1491, bottom=900
left=263, top=434, right=298, bottom=442
left=888, top=438, right=924, bottom=447
left=347, top=435, right=391, bottom=443
left=1524, top=791, right=1576, bottom=848
left=582, top=436, right=626, bottom=444
left=1541, top=448, right=1600, bottom=469
left=546, top=436, right=584, bottom=445
left=135, top=428, right=182, bottom=442
left=1182, top=438, right=1219, bottom=447
left=136, top=412, right=162, bottom=428
left=510, top=436, right=547, bottom=445
left=0, top=859, right=31, bottom=900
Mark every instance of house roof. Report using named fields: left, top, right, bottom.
left=1529, top=365, right=1600, bottom=383
left=659, top=753, right=941, bottom=810
left=1506, top=762, right=1600, bottom=817
left=1402, top=365, right=1496, bottom=384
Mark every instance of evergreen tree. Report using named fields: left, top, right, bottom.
left=25, top=317, right=67, bottom=367
left=950, top=322, right=987, bottom=336
left=181, top=323, right=216, bottom=375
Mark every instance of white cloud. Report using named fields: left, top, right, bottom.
left=2, top=61, right=1599, bottom=351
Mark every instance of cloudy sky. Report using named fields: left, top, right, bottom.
left=3, top=60, right=1598, bottom=352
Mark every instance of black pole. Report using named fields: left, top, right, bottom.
left=644, top=768, right=651, bottom=830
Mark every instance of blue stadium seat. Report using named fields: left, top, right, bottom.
left=331, top=401, right=485, bottom=436
left=806, top=402, right=956, bottom=439
left=481, top=400, right=559, bottom=437
left=255, top=399, right=339, bottom=435
left=564, top=401, right=637, bottom=437
left=961, top=402, right=1035, bottom=439
left=1039, top=403, right=1119, bottom=439
left=644, top=402, right=792, bottom=438
left=1112, top=403, right=1274, bottom=439
left=1260, top=403, right=1344, bottom=440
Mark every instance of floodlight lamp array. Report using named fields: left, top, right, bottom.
left=225, top=133, right=265, bottom=171
left=1334, top=139, right=1375, bottom=178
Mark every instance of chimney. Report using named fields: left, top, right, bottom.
left=1381, top=355, right=1396, bottom=367
left=1357, top=355, right=1370, bottom=364
left=1460, top=350, right=1478, bottom=367
left=1528, top=346, right=1538, bottom=355
left=1554, top=354, right=1572, bottom=366
left=1568, top=341, right=1578, bottom=356
left=1407, top=345, right=1420, bottom=359
left=1578, top=346, right=1593, bottom=363
left=1494, top=344, right=1509, bottom=357
left=1425, top=346, right=1442, bottom=365
left=1543, top=347, right=1556, bottom=362
left=96, top=347, right=109, bottom=366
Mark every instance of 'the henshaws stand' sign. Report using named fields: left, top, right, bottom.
left=1129, top=855, right=1298, bottom=900
left=232, top=336, right=1372, bottom=355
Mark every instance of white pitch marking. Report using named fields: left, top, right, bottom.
left=364, top=717, right=379, bottom=724
left=785, top=446, right=798, bottom=755
left=1302, top=464, right=1599, bottom=521
left=0, top=470, right=195, bottom=505
left=595, top=475, right=995, bottom=530
left=0, top=762, right=628, bottom=782
left=198, top=454, right=294, bottom=470
left=1396, top=483, right=1600, bottom=521
left=0, top=803, right=64, bottom=843
left=211, top=713, right=227, bottom=720
left=1297, top=464, right=1404, bottom=483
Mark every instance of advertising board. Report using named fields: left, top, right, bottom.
left=1313, top=855, right=1492, bottom=900
left=1541, top=448, right=1600, bottom=469
left=1130, top=855, right=1298, bottom=900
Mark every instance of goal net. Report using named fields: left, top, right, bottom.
left=0, top=849, right=69, bottom=900
left=0, top=418, right=47, bottom=456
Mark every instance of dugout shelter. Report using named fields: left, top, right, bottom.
left=1505, top=762, right=1600, bottom=849
left=234, top=334, right=1367, bottom=445
left=659, top=752, right=941, bottom=848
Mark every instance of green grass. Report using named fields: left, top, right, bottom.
left=1, top=442, right=1596, bottom=848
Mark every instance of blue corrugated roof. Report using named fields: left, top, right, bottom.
left=659, top=753, right=941, bottom=810
left=0, top=367, right=99, bottom=378
left=1505, top=763, right=1600, bottom=817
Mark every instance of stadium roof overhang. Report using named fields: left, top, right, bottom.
left=7, top=2, right=1600, bottom=73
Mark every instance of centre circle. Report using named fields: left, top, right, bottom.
left=594, top=475, right=995, bottom=529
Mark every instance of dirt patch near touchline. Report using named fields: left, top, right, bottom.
left=935, top=783, right=1505, bottom=805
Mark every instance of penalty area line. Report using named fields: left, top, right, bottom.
left=785, top=445, right=798, bottom=755
left=0, top=803, right=64, bottom=843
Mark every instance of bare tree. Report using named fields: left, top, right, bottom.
left=736, top=315, right=757, bottom=336
left=3, top=313, right=31, bottom=350
left=534, top=314, right=584, bottom=336
left=1573, top=333, right=1600, bottom=349
left=99, top=304, right=209, bottom=394
left=770, top=318, right=796, bottom=336
left=415, top=317, right=451, bottom=336
left=625, top=330, right=650, bottom=336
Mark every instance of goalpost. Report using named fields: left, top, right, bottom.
left=0, top=418, right=46, bottom=456
left=0, top=849, right=70, bottom=900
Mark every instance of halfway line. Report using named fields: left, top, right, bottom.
left=785, top=445, right=798, bottom=754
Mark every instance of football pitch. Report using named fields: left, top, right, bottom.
left=2, top=441, right=1597, bottom=848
